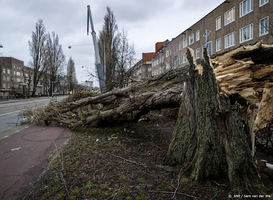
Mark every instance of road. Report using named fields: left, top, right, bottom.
left=0, top=96, right=67, bottom=139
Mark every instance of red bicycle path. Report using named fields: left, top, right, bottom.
left=0, top=125, right=72, bottom=200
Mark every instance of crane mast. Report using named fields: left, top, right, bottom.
left=87, top=5, right=106, bottom=93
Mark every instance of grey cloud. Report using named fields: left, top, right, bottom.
left=0, top=0, right=225, bottom=83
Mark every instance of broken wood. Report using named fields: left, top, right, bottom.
left=164, top=48, right=267, bottom=193
left=212, top=41, right=273, bottom=151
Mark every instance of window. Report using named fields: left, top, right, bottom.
left=173, top=57, right=178, bottom=69
left=7, top=76, right=10, bottom=81
left=3, top=76, right=6, bottom=81
left=224, top=7, right=235, bottom=25
left=189, top=34, right=194, bottom=45
left=240, top=0, right=253, bottom=17
left=2, top=83, right=6, bottom=88
left=173, top=48, right=177, bottom=56
left=16, top=71, right=20, bottom=76
left=216, top=16, right=221, bottom=30
left=260, top=16, right=269, bottom=36
left=179, top=41, right=182, bottom=50
left=240, top=24, right=253, bottom=43
left=7, top=69, right=10, bottom=74
left=224, top=32, right=235, bottom=48
left=161, top=55, right=164, bottom=63
left=182, top=54, right=187, bottom=64
left=260, top=0, right=268, bottom=7
left=3, top=69, right=6, bottom=73
left=216, top=38, right=221, bottom=52
left=166, top=49, right=169, bottom=57
left=17, top=78, right=21, bottom=82
left=196, top=30, right=200, bottom=41
left=183, top=38, right=187, bottom=48
left=196, top=48, right=200, bottom=59
left=179, top=56, right=182, bottom=64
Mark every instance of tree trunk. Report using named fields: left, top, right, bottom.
left=31, top=76, right=38, bottom=97
left=164, top=48, right=267, bottom=193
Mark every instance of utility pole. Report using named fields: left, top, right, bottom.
left=203, top=29, right=211, bottom=48
left=87, top=5, right=106, bottom=93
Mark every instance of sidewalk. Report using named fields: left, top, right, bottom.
left=0, top=125, right=73, bottom=200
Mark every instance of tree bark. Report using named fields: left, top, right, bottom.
left=164, top=48, right=267, bottom=193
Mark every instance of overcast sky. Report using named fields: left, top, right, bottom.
left=0, top=0, right=222, bottom=84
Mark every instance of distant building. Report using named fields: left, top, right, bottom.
left=131, top=52, right=156, bottom=80
left=0, top=57, right=31, bottom=97
left=85, top=80, right=94, bottom=89
left=151, top=40, right=169, bottom=76
left=0, top=57, right=68, bottom=98
left=150, top=0, right=273, bottom=76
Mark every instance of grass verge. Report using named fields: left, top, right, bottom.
left=22, top=121, right=235, bottom=200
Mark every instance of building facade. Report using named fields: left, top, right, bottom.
left=0, top=57, right=28, bottom=97
left=131, top=52, right=156, bottom=80
left=0, top=57, right=68, bottom=98
left=151, top=0, right=273, bottom=77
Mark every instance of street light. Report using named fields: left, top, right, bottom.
left=67, top=44, right=92, bottom=49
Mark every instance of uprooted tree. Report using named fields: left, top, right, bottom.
left=23, top=42, right=273, bottom=193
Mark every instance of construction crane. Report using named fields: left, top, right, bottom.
left=87, top=5, right=106, bottom=93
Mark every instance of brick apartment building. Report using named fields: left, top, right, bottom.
left=148, top=0, right=273, bottom=78
left=131, top=41, right=169, bottom=80
left=0, top=57, right=51, bottom=98
left=131, top=52, right=156, bottom=80
left=0, top=57, right=40, bottom=98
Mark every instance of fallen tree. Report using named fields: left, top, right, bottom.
left=24, top=66, right=188, bottom=128
left=24, top=42, right=273, bottom=137
left=23, top=42, right=273, bottom=192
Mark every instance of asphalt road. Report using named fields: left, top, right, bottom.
left=0, top=96, right=67, bottom=139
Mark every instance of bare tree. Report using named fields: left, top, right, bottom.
left=67, top=57, right=78, bottom=93
left=98, top=7, right=120, bottom=91
left=98, top=7, right=135, bottom=90
left=115, top=29, right=135, bottom=88
left=28, top=19, right=47, bottom=97
left=45, top=32, right=65, bottom=96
